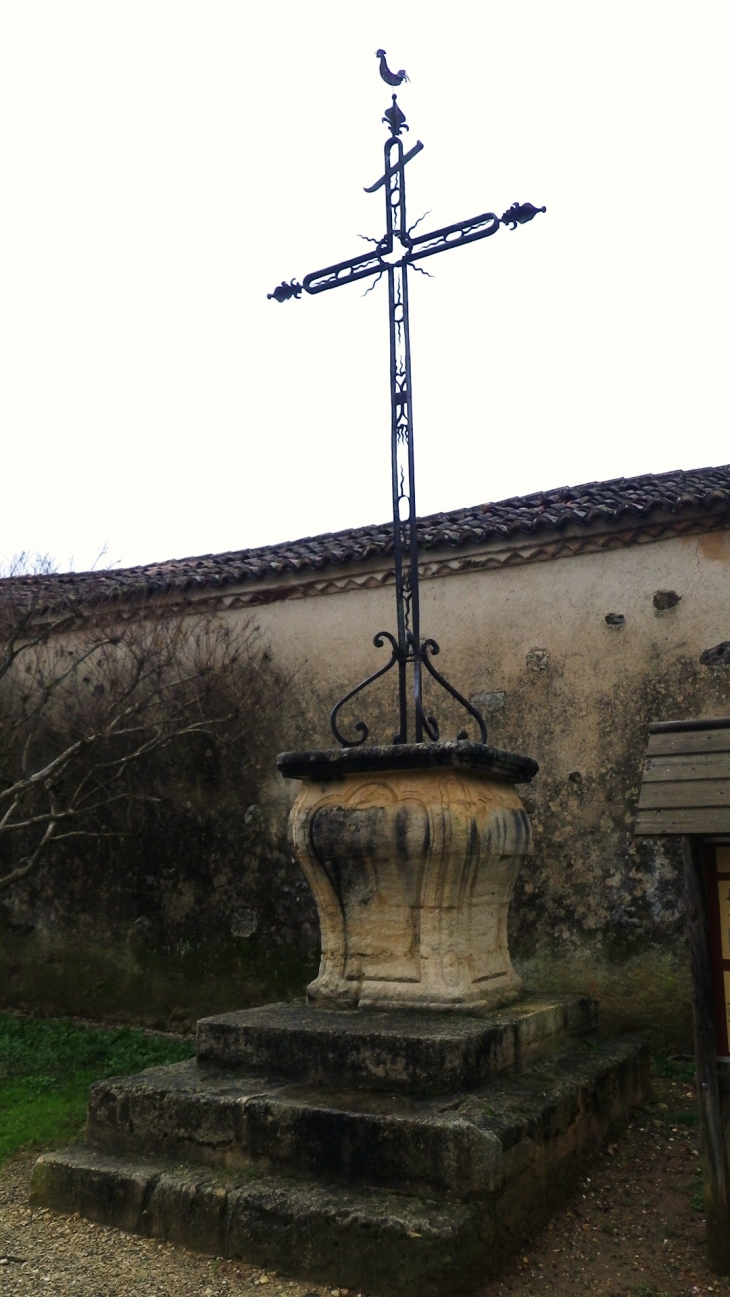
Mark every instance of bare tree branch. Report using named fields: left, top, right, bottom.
left=0, top=580, right=278, bottom=894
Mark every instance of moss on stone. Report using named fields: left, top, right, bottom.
left=516, top=943, right=692, bottom=1051
left=0, top=930, right=318, bottom=1031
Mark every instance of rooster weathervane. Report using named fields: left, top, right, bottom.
left=268, top=53, right=545, bottom=749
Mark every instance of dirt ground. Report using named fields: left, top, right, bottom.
left=0, top=1072, right=726, bottom=1297
left=490, top=1070, right=723, bottom=1297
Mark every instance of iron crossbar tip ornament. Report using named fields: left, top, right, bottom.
left=268, top=81, right=545, bottom=750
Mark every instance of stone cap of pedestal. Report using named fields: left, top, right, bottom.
left=277, top=740, right=538, bottom=784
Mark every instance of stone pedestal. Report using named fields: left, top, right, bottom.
left=32, top=997, right=649, bottom=1297
left=277, top=741, right=537, bottom=1013
left=30, top=742, right=651, bottom=1295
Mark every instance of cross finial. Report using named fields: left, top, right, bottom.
left=383, top=95, right=408, bottom=138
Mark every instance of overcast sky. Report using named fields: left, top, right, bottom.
left=1, top=1, right=728, bottom=573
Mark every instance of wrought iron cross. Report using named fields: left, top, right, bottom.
left=269, top=90, right=544, bottom=748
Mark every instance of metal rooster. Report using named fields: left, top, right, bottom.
left=376, top=49, right=409, bottom=86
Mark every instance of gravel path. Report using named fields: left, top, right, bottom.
left=0, top=1072, right=725, bottom=1296
left=0, top=1160, right=314, bottom=1297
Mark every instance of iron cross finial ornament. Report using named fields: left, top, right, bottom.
left=268, top=69, right=545, bottom=749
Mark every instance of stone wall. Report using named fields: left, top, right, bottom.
left=4, top=512, right=730, bottom=1044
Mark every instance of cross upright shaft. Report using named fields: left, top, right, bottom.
left=269, top=91, right=545, bottom=748
left=382, top=111, right=423, bottom=745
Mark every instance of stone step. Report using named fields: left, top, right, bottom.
left=31, top=1146, right=485, bottom=1297
left=33, top=1035, right=649, bottom=1296
left=84, top=1036, right=646, bottom=1202
left=196, top=994, right=597, bottom=1093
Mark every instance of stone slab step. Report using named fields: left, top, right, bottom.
left=196, top=995, right=597, bottom=1093
left=84, top=1036, right=647, bottom=1201
left=31, top=1146, right=485, bottom=1297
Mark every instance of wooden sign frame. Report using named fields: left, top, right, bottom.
left=635, top=720, right=730, bottom=1273
left=636, top=718, right=730, bottom=837
left=702, top=845, right=730, bottom=1062
left=682, top=838, right=730, bottom=1273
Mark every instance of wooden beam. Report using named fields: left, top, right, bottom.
left=647, top=730, right=730, bottom=757
left=635, top=809, right=730, bottom=835
left=638, top=781, right=730, bottom=810
left=649, top=718, right=730, bottom=733
left=684, top=836, right=730, bottom=1273
left=643, top=754, right=730, bottom=783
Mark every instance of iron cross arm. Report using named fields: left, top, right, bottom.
left=268, top=202, right=545, bottom=303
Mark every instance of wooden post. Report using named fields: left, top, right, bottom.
left=683, top=835, right=730, bottom=1272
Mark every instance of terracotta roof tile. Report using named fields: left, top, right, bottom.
left=4, top=463, right=730, bottom=608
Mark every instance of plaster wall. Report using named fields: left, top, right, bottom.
left=4, top=517, right=730, bottom=1044
left=231, top=522, right=730, bottom=1045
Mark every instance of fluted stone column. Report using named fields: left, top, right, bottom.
left=278, top=742, right=537, bottom=1014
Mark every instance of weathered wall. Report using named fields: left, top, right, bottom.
left=238, top=520, right=730, bottom=1048
left=0, top=642, right=320, bottom=1032
left=3, top=515, right=730, bottom=1044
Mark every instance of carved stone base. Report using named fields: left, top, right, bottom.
left=277, top=742, right=537, bottom=1014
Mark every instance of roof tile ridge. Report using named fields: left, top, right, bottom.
left=3, top=461, right=730, bottom=599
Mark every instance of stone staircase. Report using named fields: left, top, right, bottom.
left=31, top=996, right=648, bottom=1297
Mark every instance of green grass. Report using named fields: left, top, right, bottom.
left=0, top=1013, right=195, bottom=1165
left=651, top=1052, right=695, bottom=1080
left=689, top=1167, right=705, bottom=1212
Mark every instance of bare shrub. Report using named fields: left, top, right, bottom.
left=0, top=577, right=280, bottom=894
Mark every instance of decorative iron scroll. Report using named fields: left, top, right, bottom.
left=269, top=73, right=544, bottom=747
left=330, top=632, right=400, bottom=748
left=330, top=632, right=488, bottom=748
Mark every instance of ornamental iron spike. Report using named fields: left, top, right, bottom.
left=500, top=202, right=547, bottom=230
left=268, top=68, right=545, bottom=747
left=267, top=280, right=302, bottom=303
left=383, top=94, right=409, bottom=137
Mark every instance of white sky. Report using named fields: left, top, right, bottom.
left=1, top=1, right=728, bottom=573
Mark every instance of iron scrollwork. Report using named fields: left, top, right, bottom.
left=269, top=81, right=545, bottom=747
left=330, top=632, right=400, bottom=747
left=419, top=640, right=488, bottom=744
